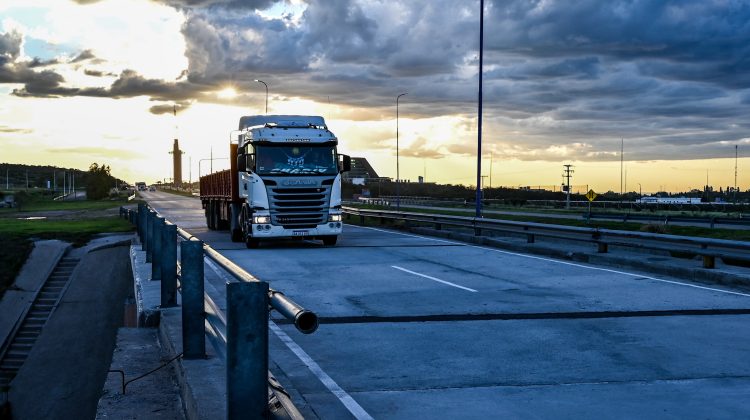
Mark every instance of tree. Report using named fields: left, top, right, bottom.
left=85, top=163, right=115, bottom=200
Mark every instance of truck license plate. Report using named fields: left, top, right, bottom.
left=292, top=230, right=309, bottom=236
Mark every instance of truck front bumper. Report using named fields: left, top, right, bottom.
left=250, top=222, right=342, bottom=238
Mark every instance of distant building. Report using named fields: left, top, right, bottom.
left=637, top=196, right=702, bottom=204
left=343, top=157, right=389, bottom=183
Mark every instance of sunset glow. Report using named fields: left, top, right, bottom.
left=0, top=0, right=748, bottom=192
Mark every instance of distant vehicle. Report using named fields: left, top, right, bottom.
left=637, top=196, right=702, bottom=204
left=199, top=115, right=351, bottom=248
left=149, top=186, right=156, bottom=192
left=136, top=182, right=147, bottom=191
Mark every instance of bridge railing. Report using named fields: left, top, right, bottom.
left=341, top=206, right=750, bottom=270
left=120, top=204, right=316, bottom=419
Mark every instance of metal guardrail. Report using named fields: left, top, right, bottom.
left=120, top=204, right=316, bottom=419
left=584, top=212, right=750, bottom=227
left=342, top=206, right=750, bottom=269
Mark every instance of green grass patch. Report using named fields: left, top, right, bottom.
left=0, top=235, right=33, bottom=297
left=347, top=204, right=750, bottom=242
left=0, top=217, right=134, bottom=298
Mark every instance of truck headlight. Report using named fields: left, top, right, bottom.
left=328, top=213, right=342, bottom=222
left=253, top=216, right=271, bottom=224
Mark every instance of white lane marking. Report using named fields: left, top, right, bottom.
left=209, top=258, right=373, bottom=418
left=391, top=265, right=478, bottom=292
left=269, top=322, right=374, bottom=420
left=348, top=224, right=750, bottom=298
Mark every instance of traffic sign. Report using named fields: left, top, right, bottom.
left=586, top=189, right=597, bottom=202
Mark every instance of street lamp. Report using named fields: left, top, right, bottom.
left=396, top=92, right=407, bottom=212
left=475, top=0, right=485, bottom=218
left=198, top=157, right=229, bottom=178
left=254, top=79, right=268, bottom=114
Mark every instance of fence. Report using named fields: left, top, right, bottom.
left=120, top=204, right=317, bottom=419
left=341, top=206, right=750, bottom=270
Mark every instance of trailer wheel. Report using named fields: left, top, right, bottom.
left=206, top=201, right=216, bottom=230
left=231, top=228, right=243, bottom=242
left=322, top=236, right=337, bottom=246
left=245, top=237, right=260, bottom=249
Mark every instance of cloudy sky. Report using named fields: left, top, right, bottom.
left=1, top=0, right=748, bottom=192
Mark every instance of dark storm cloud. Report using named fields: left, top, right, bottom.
left=149, top=101, right=192, bottom=115
left=84, top=69, right=116, bottom=77
left=16, top=1, right=750, bottom=162
left=72, top=0, right=278, bottom=10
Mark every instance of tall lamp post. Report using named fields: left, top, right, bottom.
left=475, top=0, right=485, bottom=218
left=396, top=92, right=408, bottom=212
left=254, top=79, right=268, bottom=114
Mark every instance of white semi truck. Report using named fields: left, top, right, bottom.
left=199, top=115, right=350, bottom=248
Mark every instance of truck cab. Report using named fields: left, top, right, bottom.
left=201, top=115, right=350, bottom=248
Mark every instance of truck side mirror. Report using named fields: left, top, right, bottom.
left=340, top=154, right=351, bottom=173
left=237, top=154, right=247, bottom=172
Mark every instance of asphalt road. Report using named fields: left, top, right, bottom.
left=142, top=190, right=750, bottom=419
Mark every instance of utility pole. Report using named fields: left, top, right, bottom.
left=489, top=152, right=493, bottom=191
left=563, top=164, right=574, bottom=209
left=735, top=144, right=739, bottom=202
left=475, top=0, right=485, bottom=218
left=620, top=138, right=624, bottom=202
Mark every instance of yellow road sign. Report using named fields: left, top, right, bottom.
left=586, top=189, right=597, bottom=202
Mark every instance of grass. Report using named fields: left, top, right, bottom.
left=348, top=203, right=750, bottom=242
left=0, top=191, right=138, bottom=213
left=0, top=217, right=134, bottom=298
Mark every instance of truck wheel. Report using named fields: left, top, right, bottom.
left=322, top=236, right=337, bottom=246
left=231, top=228, right=243, bottom=242
left=245, top=238, right=260, bottom=249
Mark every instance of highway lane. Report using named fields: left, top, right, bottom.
left=141, top=191, right=750, bottom=419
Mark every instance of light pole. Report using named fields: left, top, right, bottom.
left=475, top=0, right=485, bottom=218
left=396, top=92, right=407, bottom=212
left=254, top=79, right=268, bottom=114
left=198, top=157, right=229, bottom=178
left=638, top=183, right=642, bottom=200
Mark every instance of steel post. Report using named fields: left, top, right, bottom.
left=181, top=240, right=205, bottom=359
left=145, top=210, right=153, bottom=262
left=226, top=281, right=269, bottom=419
left=152, top=216, right=164, bottom=280
left=161, top=224, right=177, bottom=307
left=138, top=203, right=146, bottom=243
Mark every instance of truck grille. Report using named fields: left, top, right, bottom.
left=267, top=186, right=331, bottom=228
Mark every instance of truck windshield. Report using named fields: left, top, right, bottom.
left=255, top=145, right=338, bottom=175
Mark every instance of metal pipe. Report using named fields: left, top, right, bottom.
left=269, top=291, right=319, bottom=334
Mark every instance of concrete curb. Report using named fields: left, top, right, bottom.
left=130, top=245, right=161, bottom=327
left=159, top=308, right=226, bottom=420
left=409, top=226, right=750, bottom=290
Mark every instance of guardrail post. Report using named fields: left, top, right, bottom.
left=360, top=214, right=365, bottom=224
left=143, top=209, right=154, bottom=263
left=181, top=240, right=206, bottom=359
left=226, top=281, right=269, bottom=419
left=710, top=217, right=715, bottom=229
left=146, top=210, right=154, bottom=263
left=137, top=203, right=146, bottom=242
left=152, top=216, right=164, bottom=280
left=161, top=224, right=177, bottom=307
left=524, top=226, right=534, bottom=243
left=597, top=242, right=608, bottom=253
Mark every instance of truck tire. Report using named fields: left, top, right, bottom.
left=206, top=202, right=214, bottom=230
left=322, top=236, right=337, bottom=246
left=231, top=228, right=243, bottom=242
left=245, top=237, right=260, bottom=249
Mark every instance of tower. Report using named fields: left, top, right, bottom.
left=169, top=139, right=184, bottom=187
